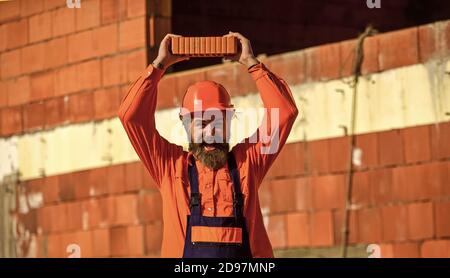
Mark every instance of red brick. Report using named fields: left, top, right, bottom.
left=113, top=194, right=139, bottom=226
left=266, top=52, right=305, bottom=86
left=82, top=197, right=112, bottom=229
left=75, top=0, right=100, bottom=31
left=267, top=142, right=305, bottom=179
left=339, top=39, right=356, bottom=77
left=311, top=174, right=345, bottom=210
left=102, top=54, right=127, bottom=86
left=69, top=92, right=94, bottom=123
left=351, top=171, right=371, bottom=206
left=74, top=230, right=94, bottom=258
left=267, top=178, right=298, bottom=213
left=286, top=212, right=310, bottom=247
left=119, top=17, right=146, bottom=51
left=378, top=129, right=404, bottom=166
left=29, top=12, right=53, bottom=43
left=295, top=177, right=312, bottom=211
left=402, top=125, right=431, bottom=163
left=91, top=228, right=110, bottom=257
left=329, top=136, right=351, bottom=173
left=6, top=76, right=30, bottom=106
left=77, top=60, right=101, bottom=91
left=54, top=65, right=78, bottom=95
left=267, top=214, right=286, bottom=249
left=0, top=106, right=22, bottom=136
left=44, top=0, right=66, bottom=10
left=68, top=30, right=96, bottom=63
left=58, top=173, right=76, bottom=201
left=23, top=101, right=46, bottom=131
left=0, top=0, right=20, bottom=23
left=0, top=25, right=6, bottom=52
left=22, top=43, right=46, bottom=74
left=52, top=6, right=76, bottom=36
left=72, top=170, right=92, bottom=199
left=138, top=191, right=162, bottom=223
left=124, top=162, right=144, bottom=192
left=5, top=18, right=28, bottom=49
left=89, top=167, right=109, bottom=197
left=46, top=233, right=63, bottom=257
left=430, top=121, right=450, bottom=160
left=361, top=36, right=379, bottom=75
left=42, top=175, right=60, bottom=204
left=1, top=49, right=22, bottom=78
left=107, top=164, right=126, bottom=194
left=357, top=208, right=382, bottom=243
left=31, top=71, right=55, bottom=102
left=418, top=24, right=437, bottom=63
left=310, top=211, right=334, bottom=246
left=101, top=0, right=127, bottom=24
left=0, top=82, right=7, bottom=108
left=354, top=133, right=378, bottom=169
left=94, top=87, right=120, bottom=120
left=20, top=0, right=44, bottom=16
left=308, top=139, right=330, bottom=174
left=66, top=201, right=84, bottom=231
left=421, top=240, right=450, bottom=258
left=393, top=242, right=420, bottom=258
left=45, top=37, right=68, bottom=69
left=378, top=27, right=419, bottom=71
left=435, top=201, right=450, bottom=237
left=127, top=50, right=147, bottom=83
left=369, top=168, right=393, bottom=204
left=94, top=24, right=118, bottom=56
left=110, top=225, right=144, bottom=257
left=381, top=205, right=408, bottom=241
left=144, top=222, right=163, bottom=255
left=392, top=164, right=433, bottom=202
left=127, top=0, right=145, bottom=18
left=316, top=43, right=341, bottom=81
left=333, top=209, right=358, bottom=244
left=45, top=96, right=70, bottom=128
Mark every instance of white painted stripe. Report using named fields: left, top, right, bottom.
left=1, top=60, right=449, bottom=182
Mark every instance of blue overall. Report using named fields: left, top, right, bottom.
left=182, top=152, right=252, bottom=258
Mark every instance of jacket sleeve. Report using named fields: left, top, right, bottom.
left=234, top=63, right=299, bottom=187
left=117, top=65, right=183, bottom=188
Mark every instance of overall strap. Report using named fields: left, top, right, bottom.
left=188, top=157, right=201, bottom=216
left=227, top=152, right=244, bottom=220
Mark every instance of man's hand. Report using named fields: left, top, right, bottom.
left=224, top=32, right=259, bottom=68
left=152, top=34, right=189, bottom=70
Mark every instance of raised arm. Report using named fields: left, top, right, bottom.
left=117, top=34, right=189, bottom=187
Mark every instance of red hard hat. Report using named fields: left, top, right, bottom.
left=179, top=81, right=234, bottom=117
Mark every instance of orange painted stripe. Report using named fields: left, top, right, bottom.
left=191, top=226, right=243, bottom=244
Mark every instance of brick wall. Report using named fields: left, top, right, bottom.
left=0, top=0, right=450, bottom=258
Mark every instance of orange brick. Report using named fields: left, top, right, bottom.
left=407, top=202, right=434, bottom=240
left=0, top=82, right=7, bottom=108
left=45, top=96, right=70, bottom=128
left=295, top=177, right=312, bottom=211
left=77, top=59, right=101, bottom=91
left=92, top=228, right=111, bottom=257
left=45, top=37, right=68, bottom=69
left=107, top=164, right=126, bottom=194
left=94, top=87, right=120, bottom=120
left=0, top=106, right=22, bottom=136
left=6, top=76, right=30, bottom=106
left=102, top=54, right=127, bottom=86
left=431, top=121, right=450, bottom=160
left=418, top=24, right=437, bottom=63
left=101, top=0, right=127, bottom=24
left=119, top=17, right=146, bottom=51
left=144, top=222, right=163, bottom=255
left=22, top=42, right=46, bottom=74
left=20, top=0, right=44, bottom=16
left=69, top=92, right=94, bottom=123
left=361, top=36, right=379, bottom=75
left=1, top=49, right=22, bottom=78
left=138, top=191, right=162, bottom=223
left=402, top=125, right=431, bottom=163
left=126, top=0, right=145, bottom=18
left=73, top=170, right=92, bottom=199
left=127, top=49, right=147, bottom=83
left=393, top=242, right=420, bottom=258
left=46, top=233, right=63, bottom=257
left=266, top=179, right=297, bottom=213
left=286, top=212, right=310, bottom=247
left=333, top=209, right=358, bottom=244
left=354, top=133, right=378, bottom=169
left=0, top=25, right=6, bottom=52
left=44, top=0, right=66, bottom=10
left=266, top=214, right=286, bottom=249
left=66, top=201, right=84, bottom=231
left=351, top=171, right=371, bottom=206
left=52, top=6, right=75, bottom=36
left=369, top=168, right=393, bottom=204
left=30, top=71, right=55, bottom=102
left=329, top=136, right=351, bottom=173
left=378, top=129, right=405, bottom=166
left=435, top=200, right=450, bottom=237
left=110, top=225, right=144, bottom=257
left=357, top=208, right=382, bottom=243
left=82, top=197, right=112, bottom=229
left=311, top=174, right=345, bottom=210
left=381, top=205, right=408, bottom=241
left=89, top=167, right=109, bottom=197
left=141, top=164, right=158, bottom=190
left=308, top=139, right=330, bottom=175
left=75, top=0, right=100, bottom=31
left=58, top=173, right=76, bottom=201
left=155, top=74, right=179, bottom=109
left=42, top=175, right=60, bottom=204
left=379, top=27, right=419, bottom=71
left=0, top=0, right=20, bottom=23
left=124, top=162, right=144, bottom=192
left=68, top=30, right=96, bottom=63
left=421, top=240, right=450, bottom=258
left=29, top=12, right=52, bottom=43
left=94, top=24, right=118, bottom=56
left=266, top=52, right=305, bottom=88
left=113, top=194, right=139, bottom=226
left=23, top=101, right=45, bottom=131
left=310, top=210, right=334, bottom=247
left=54, top=64, right=78, bottom=95
left=5, top=18, right=28, bottom=49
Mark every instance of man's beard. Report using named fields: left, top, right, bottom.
left=189, top=142, right=229, bottom=170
